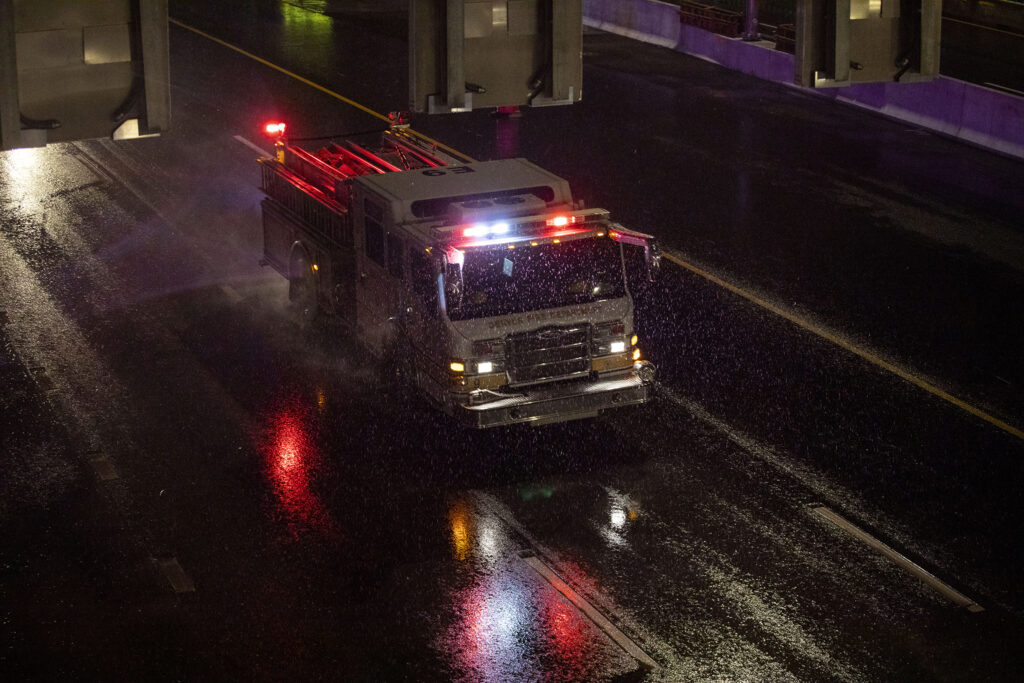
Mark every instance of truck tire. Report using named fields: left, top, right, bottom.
left=379, top=332, right=413, bottom=399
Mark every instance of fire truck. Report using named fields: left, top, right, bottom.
left=258, top=120, right=660, bottom=428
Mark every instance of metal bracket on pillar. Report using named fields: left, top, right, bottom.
left=0, top=0, right=28, bottom=150
left=138, top=0, right=171, bottom=135
left=444, top=0, right=469, bottom=112
left=831, top=0, right=851, bottom=84
left=529, top=0, right=582, bottom=107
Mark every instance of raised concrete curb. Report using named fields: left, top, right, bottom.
left=583, top=0, right=1024, bottom=160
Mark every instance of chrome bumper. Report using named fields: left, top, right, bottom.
left=450, top=362, right=655, bottom=429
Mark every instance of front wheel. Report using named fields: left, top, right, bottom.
left=379, top=333, right=414, bottom=399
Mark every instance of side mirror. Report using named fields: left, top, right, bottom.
left=645, top=240, right=662, bottom=282
left=609, top=223, right=661, bottom=283
left=444, top=261, right=463, bottom=309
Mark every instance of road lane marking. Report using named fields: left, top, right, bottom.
left=520, top=551, right=660, bottom=671
left=983, top=82, right=1024, bottom=97
left=809, top=505, right=984, bottom=612
left=156, top=556, right=196, bottom=594
left=88, top=453, right=120, bottom=481
left=942, top=16, right=1024, bottom=39
left=219, top=284, right=244, bottom=304
left=233, top=134, right=270, bottom=158
left=29, top=366, right=56, bottom=393
left=474, top=492, right=672, bottom=669
left=169, top=18, right=474, bottom=163
left=661, top=250, right=1024, bottom=442
left=174, top=17, right=1021, bottom=443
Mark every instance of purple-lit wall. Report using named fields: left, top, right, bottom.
left=583, top=0, right=1024, bottom=160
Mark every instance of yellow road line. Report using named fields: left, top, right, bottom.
left=662, top=251, right=1024, bottom=441
left=171, top=16, right=1022, bottom=442
left=167, top=18, right=475, bottom=163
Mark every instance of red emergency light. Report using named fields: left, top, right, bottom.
left=545, top=215, right=578, bottom=228
left=264, top=122, right=287, bottom=137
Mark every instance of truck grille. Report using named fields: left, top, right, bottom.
left=506, top=325, right=591, bottom=386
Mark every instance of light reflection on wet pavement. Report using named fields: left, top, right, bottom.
left=260, top=395, right=340, bottom=540
left=252, top=382, right=642, bottom=678
left=441, top=496, right=638, bottom=682
left=3, top=2, right=1024, bottom=679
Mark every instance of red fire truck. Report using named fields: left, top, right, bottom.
left=258, top=121, right=659, bottom=427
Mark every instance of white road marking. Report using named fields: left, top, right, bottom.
left=30, top=367, right=56, bottom=393
left=233, top=135, right=271, bottom=158
left=157, top=556, right=196, bottom=594
left=88, top=453, right=119, bottom=481
left=521, top=552, right=660, bottom=671
left=810, top=505, right=984, bottom=612
left=652, top=385, right=974, bottom=597
left=219, top=284, right=243, bottom=304
left=473, top=492, right=668, bottom=670
left=983, top=82, right=1024, bottom=96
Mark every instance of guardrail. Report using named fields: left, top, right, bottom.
left=582, top=0, right=1024, bottom=160
left=773, top=23, right=795, bottom=53
left=678, top=1, right=742, bottom=38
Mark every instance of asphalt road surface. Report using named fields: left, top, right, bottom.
left=2, top=2, right=1023, bottom=680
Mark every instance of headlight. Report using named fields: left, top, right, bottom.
left=592, top=320, right=629, bottom=356
left=465, top=339, right=506, bottom=375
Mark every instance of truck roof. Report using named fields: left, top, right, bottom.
left=352, top=158, right=574, bottom=226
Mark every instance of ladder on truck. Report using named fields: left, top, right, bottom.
left=259, top=129, right=453, bottom=254
left=312, top=131, right=449, bottom=183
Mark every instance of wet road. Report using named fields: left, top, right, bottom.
left=3, top=2, right=1024, bottom=680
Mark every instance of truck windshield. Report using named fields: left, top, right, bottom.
left=449, top=237, right=626, bottom=320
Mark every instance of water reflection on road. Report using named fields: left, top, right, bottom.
left=443, top=496, right=634, bottom=681
left=259, top=392, right=338, bottom=540
left=251, top=379, right=635, bottom=678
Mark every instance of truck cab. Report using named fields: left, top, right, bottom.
left=348, top=158, right=658, bottom=427
left=259, top=127, right=659, bottom=427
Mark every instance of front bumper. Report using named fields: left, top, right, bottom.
left=450, top=361, right=655, bottom=429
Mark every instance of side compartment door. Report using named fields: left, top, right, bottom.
left=353, top=193, right=401, bottom=358
left=405, top=244, right=446, bottom=400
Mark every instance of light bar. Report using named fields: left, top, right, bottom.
left=463, top=221, right=510, bottom=238
left=454, top=228, right=593, bottom=250
left=448, top=213, right=601, bottom=250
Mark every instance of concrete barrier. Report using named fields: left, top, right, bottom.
left=584, top=0, right=680, bottom=48
left=583, top=0, right=1024, bottom=160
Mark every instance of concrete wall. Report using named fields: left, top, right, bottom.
left=583, top=0, right=1024, bottom=160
